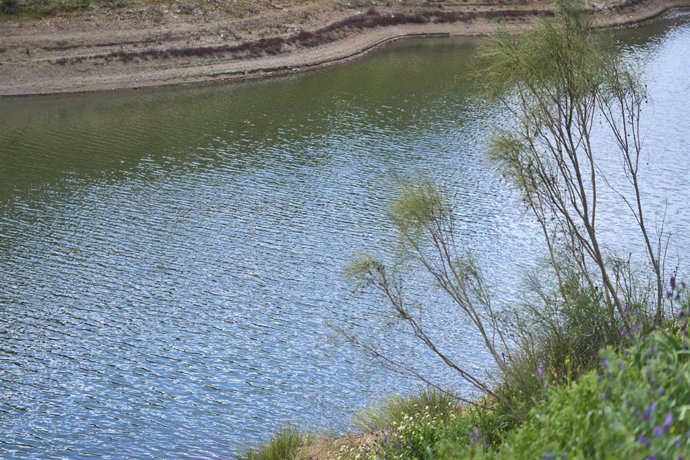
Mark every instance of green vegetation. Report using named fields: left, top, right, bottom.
left=1, top=0, right=96, bottom=16
left=337, top=391, right=510, bottom=459
left=327, top=291, right=686, bottom=459
left=246, top=1, right=687, bottom=458
left=330, top=318, right=690, bottom=459
left=354, top=390, right=463, bottom=433
left=483, top=328, right=690, bottom=459
left=341, top=394, right=468, bottom=459
left=242, top=426, right=312, bottom=460
left=484, top=0, right=663, bottom=323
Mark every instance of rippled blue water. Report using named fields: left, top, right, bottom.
left=1, top=17, right=689, bottom=458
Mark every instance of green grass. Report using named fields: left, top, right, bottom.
left=241, top=426, right=310, bottom=460
left=337, top=390, right=484, bottom=459
left=354, top=390, right=464, bottom=433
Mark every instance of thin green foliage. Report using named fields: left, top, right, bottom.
left=480, top=0, right=608, bottom=102
left=497, top=271, right=617, bottom=421
left=345, top=181, right=511, bottom=403
left=481, top=0, right=665, bottom=321
left=338, top=1, right=678, bottom=458
left=389, top=181, right=450, bottom=246
left=242, top=426, right=310, bottom=460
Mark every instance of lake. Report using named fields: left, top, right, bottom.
left=1, top=15, right=689, bottom=458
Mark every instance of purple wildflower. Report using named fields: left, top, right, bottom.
left=638, top=435, right=651, bottom=446
left=643, top=402, right=657, bottom=421
left=653, top=426, right=663, bottom=437
left=664, top=413, right=673, bottom=432
left=680, top=309, right=686, bottom=318
left=671, top=273, right=677, bottom=290
left=601, top=359, right=610, bottom=368
left=469, top=427, right=484, bottom=447
left=667, top=290, right=673, bottom=299
left=544, top=454, right=553, bottom=460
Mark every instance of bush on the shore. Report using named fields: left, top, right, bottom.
left=339, top=390, right=475, bottom=459
left=510, top=332, right=690, bottom=458
left=340, top=404, right=464, bottom=459
left=328, top=308, right=689, bottom=459
left=440, top=320, right=690, bottom=458
left=242, top=426, right=311, bottom=460
left=354, top=390, right=463, bottom=433
left=343, top=0, right=669, bottom=421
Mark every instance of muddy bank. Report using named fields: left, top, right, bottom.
left=0, top=0, right=689, bottom=96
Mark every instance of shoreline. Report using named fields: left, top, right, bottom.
left=1, top=0, right=689, bottom=97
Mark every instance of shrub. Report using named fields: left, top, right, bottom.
left=337, top=390, right=465, bottom=459
left=484, top=0, right=666, bottom=323
left=338, top=390, right=516, bottom=460
left=440, top=320, right=690, bottom=458
left=354, top=390, right=463, bottom=433
left=498, top=271, right=627, bottom=416
left=2, top=0, right=17, bottom=14
left=242, top=426, right=310, bottom=460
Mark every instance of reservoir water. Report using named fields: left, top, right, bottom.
left=1, top=16, right=689, bottom=458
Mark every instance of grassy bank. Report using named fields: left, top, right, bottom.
left=244, top=305, right=690, bottom=459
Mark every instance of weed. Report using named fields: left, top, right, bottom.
left=241, top=426, right=311, bottom=460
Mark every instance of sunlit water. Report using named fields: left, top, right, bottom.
left=1, top=17, right=689, bottom=458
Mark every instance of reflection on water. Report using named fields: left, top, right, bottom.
left=1, top=19, right=689, bottom=458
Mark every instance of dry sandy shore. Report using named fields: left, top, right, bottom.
left=0, top=0, right=689, bottom=96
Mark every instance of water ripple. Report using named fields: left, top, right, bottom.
left=0, top=20, right=689, bottom=458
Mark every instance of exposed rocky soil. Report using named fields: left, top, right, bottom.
left=0, top=0, right=688, bottom=96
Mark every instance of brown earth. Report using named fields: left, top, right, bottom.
left=0, top=0, right=689, bottom=96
